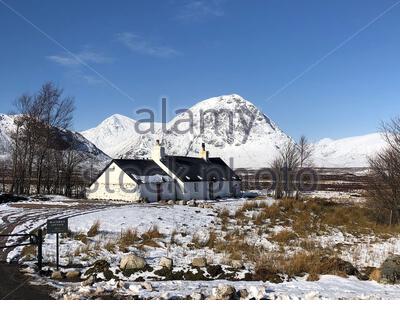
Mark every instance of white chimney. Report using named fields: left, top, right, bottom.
left=199, top=142, right=209, bottom=161
left=151, top=139, right=165, bottom=160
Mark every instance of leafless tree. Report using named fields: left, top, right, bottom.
left=298, top=135, right=314, bottom=168
left=271, top=140, right=300, bottom=198
left=367, top=117, right=400, bottom=225
left=10, top=82, right=77, bottom=196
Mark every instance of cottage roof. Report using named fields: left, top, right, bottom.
left=160, top=156, right=241, bottom=182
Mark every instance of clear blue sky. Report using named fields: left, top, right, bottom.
left=1, top=0, right=400, bottom=140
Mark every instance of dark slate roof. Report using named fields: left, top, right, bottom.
left=160, top=156, right=241, bottom=182
left=113, top=159, right=165, bottom=177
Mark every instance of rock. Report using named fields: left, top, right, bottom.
left=141, top=282, right=153, bottom=291
left=128, top=284, right=142, bottom=294
left=320, top=257, right=360, bottom=278
left=120, top=254, right=147, bottom=271
left=190, top=292, right=204, bottom=300
left=95, top=286, right=105, bottom=295
left=82, top=275, right=95, bottom=286
left=187, top=200, right=197, bottom=207
left=103, top=269, right=114, bottom=281
left=51, top=271, right=63, bottom=280
left=206, top=265, right=223, bottom=277
left=213, top=284, right=237, bottom=300
left=177, top=200, right=187, bottom=205
left=204, top=203, right=213, bottom=209
left=65, top=271, right=81, bottom=280
left=167, top=200, right=175, bottom=205
left=238, top=289, right=249, bottom=300
left=369, top=268, right=381, bottom=282
left=85, top=260, right=110, bottom=276
left=159, top=257, right=173, bottom=270
left=191, top=257, right=207, bottom=268
left=381, top=255, right=400, bottom=284
left=231, top=260, right=244, bottom=269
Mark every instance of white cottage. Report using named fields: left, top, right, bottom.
left=87, top=142, right=241, bottom=202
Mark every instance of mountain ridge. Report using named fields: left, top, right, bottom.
left=80, top=94, right=386, bottom=168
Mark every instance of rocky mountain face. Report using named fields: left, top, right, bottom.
left=82, top=94, right=293, bottom=168
left=81, top=94, right=387, bottom=168
left=0, top=113, right=110, bottom=167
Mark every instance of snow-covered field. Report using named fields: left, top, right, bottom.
left=2, top=193, right=400, bottom=300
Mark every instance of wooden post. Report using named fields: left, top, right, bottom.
left=56, top=233, right=59, bottom=270
left=37, top=228, right=43, bottom=272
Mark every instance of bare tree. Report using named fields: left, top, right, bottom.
left=10, top=82, right=76, bottom=195
left=367, top=117, right=400, bottom=225
left=271, top=140, right=300, bottom=198
left=298, top=135, right=314, bottom=168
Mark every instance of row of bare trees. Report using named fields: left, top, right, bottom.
left=9, top=82, right=85, bottom=197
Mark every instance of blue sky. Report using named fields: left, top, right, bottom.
left=0, top=0, right=400, bottom=140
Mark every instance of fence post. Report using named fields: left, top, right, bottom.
left=37, top=228, right=43, bottom=272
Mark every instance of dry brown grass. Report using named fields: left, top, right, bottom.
left=87, top=220, right=100, bottom=237
left=269, top=229, right=298, bottom=243
left=119, top=228, right=140, bottom=251
left=142, top=225, right=163, bottom=241
left=104, top=240, right=117, bottom=253
left=21, top=245, right=36, bottom=257
left=73, top=232, right=88, bottom=244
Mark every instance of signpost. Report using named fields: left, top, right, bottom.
left=47, top=218, right=68, bottom=270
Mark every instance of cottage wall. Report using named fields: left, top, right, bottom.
left=87, top=163, right=141, bottom=201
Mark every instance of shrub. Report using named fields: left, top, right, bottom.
left=119, top=228, right=140, bottom=250
left=87, top=220, right=100, bottom=237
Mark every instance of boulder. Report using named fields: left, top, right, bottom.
left=230, top=260, right=244, bottom=269
left=82, top=275, right=95, bottom=286
left=369, top=268, right=381, bottom=282
left=65, top=270, right=81, bottom=280
left=190, top=292, right=204, bottom=300
left=192, top=257, right=207, bottom=268
left=167, top=200, right=175, bottom=205
left=159, top=257, right=173, bottom=270
left=120, top=254, right=147, bottom=271
left=141, top=281, right=153, bottom=292
left=84, top=260, right=110, bottom=276
left=187, top=200, right=197, bottom=207
left=51, top=271, right=63, bottom=280
left=320, top=257, right=360, bottom=278
left=238, top=289, right=249, bottom=300
left=206, top=265, right=223, bottom=277
left=381, top=255, right=400, bottom=284
left=213, top=284, right=237, bottom=300
left=177, top=200, right=187, bottom=206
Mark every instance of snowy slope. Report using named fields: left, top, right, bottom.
left=80, top=114, right=160, bottom=158
left=0, top=113, right=110, bottom=167
left=83, top=94, right=293, bottom=168
left=81, top=94, right=387, bottom=168
left=313, top=133, right=385, bottom=167
left=0, top=114, right=13, bottom=158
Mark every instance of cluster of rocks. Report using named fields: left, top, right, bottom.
left=367, top=255, right=400, bottom=284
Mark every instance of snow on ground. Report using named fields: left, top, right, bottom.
left=45, top=276, right=400, bottom=300
left=4, top=194, right=400, bottom=299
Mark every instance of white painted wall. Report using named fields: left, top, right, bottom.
left=87, top=163, right=141, bottom=202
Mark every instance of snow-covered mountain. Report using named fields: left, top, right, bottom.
left=81, top=94, right=387, bottom=168
left=312, top=133, right=385, bottom=167
left=0, top=114, right=13, bottom=157
left=0, top=113, right=110, bottom=167
left=82, top=94, right=294, bottom=168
